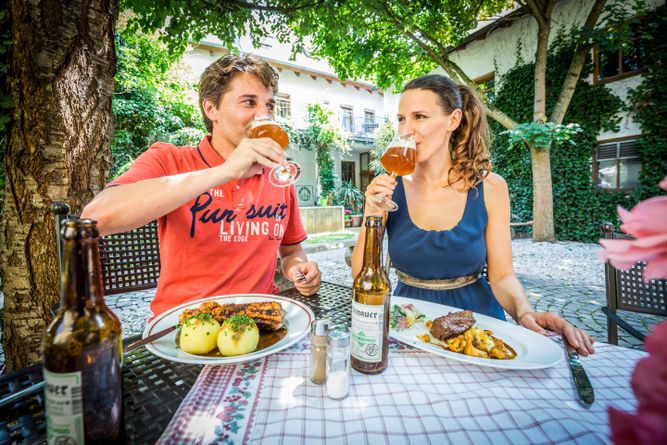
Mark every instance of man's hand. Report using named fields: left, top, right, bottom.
left=287, top=262, right=321, bottom=297
left=519, top=311, right=596, bottom=356
left=224, top=138, right=286, bottom=180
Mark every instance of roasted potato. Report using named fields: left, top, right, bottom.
left=418, top=323, right=516, bottom=360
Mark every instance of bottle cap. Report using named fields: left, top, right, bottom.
left=311, top=318, right=332, bottom=336
left=327, top=324, right=351, bottom=347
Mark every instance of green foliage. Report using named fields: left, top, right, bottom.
left=334, top=180, right=364, bottom=213
left=0, top=7, right=12, bottom=211
left=369, top=121, right=396, bottom=175
left=502, top=122, right=583, bottom=150
left=286, top=0, right=512, bottom=91
left=120, top=0, right=293, bottom=54
left=491, top=33, right=628, bottom=242
left=111, top=25, right=205, bottom=179
left=291, top=103, right=349, bottom=199
left=579, top=0, right=647, bottom=53
left=626, top=3, right=667, bottom=200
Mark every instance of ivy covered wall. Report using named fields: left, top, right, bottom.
left=490, top=34, right=645, bottom=242
left=627, top=3, right=667, bottom=201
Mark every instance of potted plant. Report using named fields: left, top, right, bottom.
left=335, top=180, right=364, bottom=227
left=344, top=209, right=352, bottom=228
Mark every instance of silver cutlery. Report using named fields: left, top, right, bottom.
left=559, top=335, right=595, bottom=407
left=123, top=324, right=180, bottom=353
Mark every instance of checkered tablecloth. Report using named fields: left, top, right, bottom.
left=158, top=339, right=645, bottom=445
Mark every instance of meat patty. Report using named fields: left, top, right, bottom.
left=179, top=301, right=284, bottom=331
left=429, top=310, right=475, bottom=341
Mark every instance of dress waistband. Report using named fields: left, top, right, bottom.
left=395, top=269, right=481, bottom=290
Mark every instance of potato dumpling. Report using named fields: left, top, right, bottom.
left=217, top=315, right=260, bottom=356
left=180, top=314, right=221, bottom=355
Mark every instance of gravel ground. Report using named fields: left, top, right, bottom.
left=309, top=238, right=605, bottom=291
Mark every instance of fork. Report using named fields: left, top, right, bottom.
left=294, top=270, right=308, bottom=283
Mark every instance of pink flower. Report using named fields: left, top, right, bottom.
left=609, top=321, right=667, bottom=445
left=598, top=176, right=667, bottom=282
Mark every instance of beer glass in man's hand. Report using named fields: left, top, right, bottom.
left=373, top=135, right=416, bottom=211
left=251, top=114, right=300, bottom=187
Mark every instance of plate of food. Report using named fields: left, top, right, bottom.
left=389, top=296, right=563, bottom=370
left=143, top=294, right=314, bottom=365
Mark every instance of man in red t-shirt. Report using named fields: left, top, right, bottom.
left=82, top=55, right=321, bottom=317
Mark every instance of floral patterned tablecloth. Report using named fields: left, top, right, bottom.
left=158, top=338, right=644, bottom=445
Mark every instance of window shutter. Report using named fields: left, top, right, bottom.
left=619, top=140, right=639, bottom=158
left=596, top=143, right=618, bottom=160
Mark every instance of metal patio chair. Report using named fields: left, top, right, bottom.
left=600, top=222, right=667, bottom=344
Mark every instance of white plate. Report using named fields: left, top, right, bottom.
left=144, top=294, right=314, bottom=365
left=389, top=296, right=563, bottom=370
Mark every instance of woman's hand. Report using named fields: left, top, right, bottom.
left=364, top=174, right=396, bottom=214
left=518, top=311, right=596, bottom=356
left=287, top=262, right=321, bottom=297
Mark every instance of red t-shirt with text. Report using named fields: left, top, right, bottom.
left=109, top=136, right=307, bottom=317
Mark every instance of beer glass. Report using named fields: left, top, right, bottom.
left=372, top=135, right=416, bottom=211
left=250, top=114, right=301, bottom=187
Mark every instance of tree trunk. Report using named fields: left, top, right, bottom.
left=528, top=0, right=555, bottom=242
left=1, top=0, right=117, bottom=371
left=529, top=144, right=555, bottom=242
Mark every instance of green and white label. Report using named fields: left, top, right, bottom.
left=351, top=301, right=385, bottom=363
left=44, top=369, right=84, bottom=445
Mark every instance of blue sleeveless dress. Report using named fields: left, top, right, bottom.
left=387, top=177, right=506, bottom=320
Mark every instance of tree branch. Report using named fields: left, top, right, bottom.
left=525, top=0, right=546, bottom=29
left=549, top=0, right=607, bottom=124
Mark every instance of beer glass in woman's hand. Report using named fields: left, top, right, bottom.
left=251, top=114, right=301, bottom=187
left=373, top=135, right=416, bottom=211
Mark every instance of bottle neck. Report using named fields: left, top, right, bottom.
left=361, top=225, right=383, bottom=271
left=61, top=234, right=106, bottom=308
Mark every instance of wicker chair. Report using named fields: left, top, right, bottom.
left=52, top=202, right=161, bottom=295
left=600, top=222, right=667, bottom=344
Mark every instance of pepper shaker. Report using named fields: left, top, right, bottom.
left=310, top=318, right=331, bottom=384
left=326, top=324, right=351, bottom=400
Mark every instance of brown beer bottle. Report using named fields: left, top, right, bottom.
left=43, top=218, right=125, bottom=444
left=351, top=215, right=391, bottom=374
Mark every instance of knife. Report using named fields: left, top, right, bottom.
left=123, top=325, right=179, bottom=353
left=562, top=335, right=594, bottom=407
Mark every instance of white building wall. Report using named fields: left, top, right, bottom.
left=446, top=0, right=664, bottom=140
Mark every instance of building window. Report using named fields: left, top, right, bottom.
left=341, top=161, right=355, bottom=186
left=474, top=73, right=495, bottom=103
left=594, top=21, right=645, bottom=83
left=275, top=93, right=291, bottom=119
left=363, top=110, right=376, bottom=134
left=340, top=105, right=353, bottom=132
left=594, top=138, right=642, bottom=190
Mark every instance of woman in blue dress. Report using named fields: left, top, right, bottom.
left=352, top=74, right=595, bottom=356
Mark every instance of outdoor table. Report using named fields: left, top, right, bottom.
left=0, top=282, right=645, bottom=444
left=0, top=282, right=349, bottom=444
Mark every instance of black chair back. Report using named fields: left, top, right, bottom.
left=51, top=202, right=161, bottom=297
left=601, top=222, right=667, bottom=344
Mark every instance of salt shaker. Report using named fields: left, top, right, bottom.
left=310, top=318, right=331, bottom=384
left=326, top=324, right=351, bottom=400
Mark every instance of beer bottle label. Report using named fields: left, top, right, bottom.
left=351, top=301, right=385, bottom=363
left=44, top=369, right=84, bottom=445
